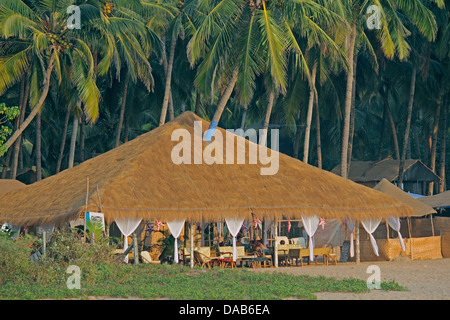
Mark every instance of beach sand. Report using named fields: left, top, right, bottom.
left=250, top=257, right=450, bottom=300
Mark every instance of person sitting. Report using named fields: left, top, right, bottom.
left=250, top=236, right=267, bottom=252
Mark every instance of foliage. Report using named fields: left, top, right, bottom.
left=0, top=231, right=37, bottom=285
left=86, top=220, right=105, bottom=242
left=154, top=230, right=175, bottom=263
left=0, top=232, right=407, bottom=299
left=0, top=102, right=19, bottom=156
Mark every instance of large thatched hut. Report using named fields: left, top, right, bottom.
left=0, top=112, right=414, bottom=266
left=0, top=112, right=412, bottom=226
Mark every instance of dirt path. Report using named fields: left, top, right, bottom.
left=250, top=257, right=450, bottom=300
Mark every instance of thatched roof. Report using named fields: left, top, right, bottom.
left=0, top=112, right=412, bottom=226
left=419, top=190, right=450, bottom=209
left=331, top=158, right=439, bottom=182
left=373, top=179, right=436, bottom=217
left=0, top=179, right=26, bottom=196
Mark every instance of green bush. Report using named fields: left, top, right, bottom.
left=0, top=233, right=37, bottom=285
left=0, top=230, right=122, bottom=288
left=0, top=231, right=406, bottom=300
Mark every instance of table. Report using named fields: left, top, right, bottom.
left=287, top=248, right=332, bottom=266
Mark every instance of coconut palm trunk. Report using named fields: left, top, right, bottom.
left=378, top=108, right=386, bottom=160
left=339, top=24, right=357, bottom=179
left=315, top=93, right=322, bottom=169
left=11, top=79, right=29, bottom=179
left=68, top=116, right=79, bottom=169
left=55, top=106, right=71, bottom=174
left=260, top=90, right=276, bottom=147
left=439, top=100, right=447, bottom=193
left=115, top=82, right=128, bottom=148
left=195, top=90, right=201, bottom=115
left=159, top=33, right=177, bottom=126
left=428, top=93, right=442, bottom=195
left=1, top=147, right=12, bottom=178
left=303, top=63, right=317, bottom=163
left=79, top=114, right=85, bottom=163
left=210, top=68, right=239, bottom=125
left=240, top=107, right=247, bottom=130
left=35, top=112, right=42, bottom=181
left=385, top=104, right=401, bottom=160
left=4, top=52, right=55, bottom=149
left=347, top=55, right=358, bottom=174
left=293, top=112, right=302, bottom=159
left=398, top=66, right=417, bottom=188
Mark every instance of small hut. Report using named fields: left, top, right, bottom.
left=419, top=191, right=450, bottom=258
left=353, top=179, right=440, bottom=261
left=0, top=179, right=26, bottom=196
left=331, top=157, right=440, bottom=195
left=0, top=112, right=413, bottom=266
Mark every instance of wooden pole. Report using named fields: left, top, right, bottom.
left=190, top=222, right=194, bottom=268
left=385, top=219, right=390, bottom=240
left=184, top=221, right=188, bottom=264
left=133, top=232, right=139, bottom=265
left=96, top=185, right=108, bottom=239
left=355, top=221, right=360, bottom=264
left=274, top=220, right=279, bottom=268
left=430, top=214, right=435, bottom=237
left=407, top=217, right=412, bottom=238
left=84, top=177, right=89, bottom=244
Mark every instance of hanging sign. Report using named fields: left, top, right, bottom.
left=86, top=212, right=105, bottom=231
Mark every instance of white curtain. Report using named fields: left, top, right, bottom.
left=115, top=217, right=142, bottom=263
left=217, top=219, right=223, bottom=237
left=346, top=217, right=356, bottom=257
left=387, top=216, right=406, bottom=251
left=225, top=217, right=245, bottom=261
left=301, top=215, right=320, bottom=261
left=263, top=219, right=273, bottom=246
left=167, top=219, right=186, bottom=264
left=361, top=217, right=382, bottom=256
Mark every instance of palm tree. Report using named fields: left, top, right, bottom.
left=0, top=0, right=101, bottom=155
left=188, top=0, right=345, bottom=143
left=338, top=0, right=441, bottom=179
left=90, top=0, right=158, bottom=148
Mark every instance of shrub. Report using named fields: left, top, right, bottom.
left=0, top=232, right=37, bottom=285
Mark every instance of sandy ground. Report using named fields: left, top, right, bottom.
left=250, top=257, right=450, bottom=300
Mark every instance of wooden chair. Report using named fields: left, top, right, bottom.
left=218, top=257, right=236, bottom=269
left=194, top=250, right=213, bottom=269
left=253, top=248, right=272, bottom=268
left=218, top=246, right=233, bottom=258
left=140, top=251, right=161, bottom=264
left=183, top=247, right=211, bottom=265
left=218, top=246, right=243, bottom=268
left=324, top=243, right=338, bottom=265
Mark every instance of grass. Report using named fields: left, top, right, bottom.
left=0, top=263, right=406, bottom=300
left=0, top=232, right=406, bottom=300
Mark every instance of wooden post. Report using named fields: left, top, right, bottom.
left=355, top=221, right=360, bottom=264
left=385, top=220, right=390, bottom=239
left=430, top=214, right=435, bottom=237
left=190, top=222, right=194, bottom=268
left=96, top=185, right=108, bottom=238
left=133, top=232, right=139, bottom=265
left=274, top=220, right=278, bottom=268
left=183, top=221, right=188, bottom=264
left=262, top=220, right=266, bottom=245
left=407, top=217, right=412, bottom=238
left=84, top=177, right=89, bottom=244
